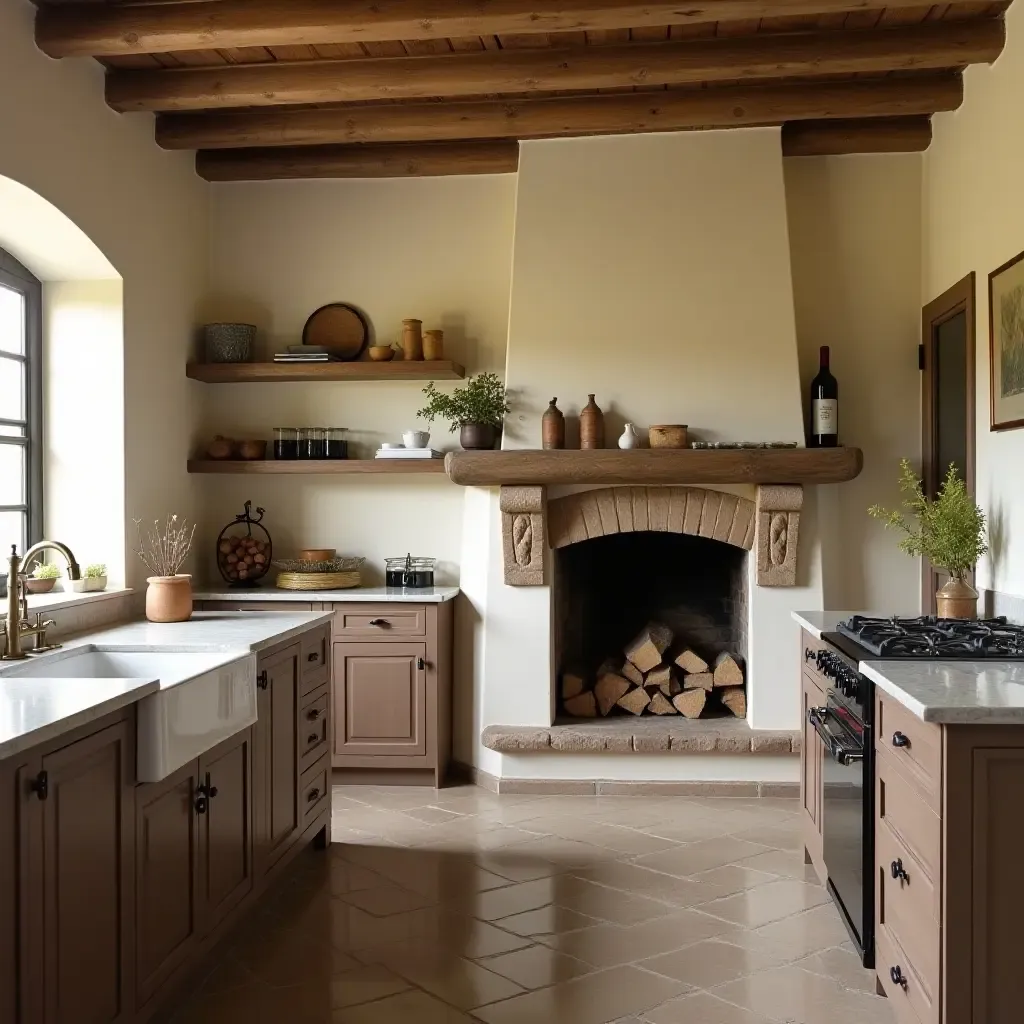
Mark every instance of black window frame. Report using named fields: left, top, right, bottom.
left=0, top=247, right=43, bottom=554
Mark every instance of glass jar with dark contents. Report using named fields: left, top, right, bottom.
left=325, top=427, right=348, bottom=460
left=385, top=555, right=436, bottom=589
left=274, top=427, right=298, bottom=460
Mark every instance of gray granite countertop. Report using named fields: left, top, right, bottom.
left=0, top=610, right=333, bottom=761
left=194, top=586, right=459, bottom=604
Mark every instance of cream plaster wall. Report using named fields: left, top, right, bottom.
left=924, top=0, right=1024, bottom=599
left=201, top=176, right=516, bottom=580
left=0, top=0, right=208, bottom=587
left=785, top=154, right=924, bottom=614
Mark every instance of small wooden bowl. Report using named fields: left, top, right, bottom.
left=368, top=346, right=396, bottom=362
left=206, top=436, right=236, bottom=460
left=649, top=425, right=689, bottom=449
left=299, top=548, right=336, bottom=562
left=238, top=439, right=268, bottom=460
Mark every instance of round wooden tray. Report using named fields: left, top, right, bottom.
left=275, top=571, right=361, bottom=591
left=301, top=302, right=369, bottom=361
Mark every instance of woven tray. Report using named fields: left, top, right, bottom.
left=275, top=571, right=361, bottom=591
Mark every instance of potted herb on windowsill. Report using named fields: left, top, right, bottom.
left=69, top=564, right=108, bottom=593
left=869, top=460, right=988, bottom=619
left=26, top=562, right=60, bottom=595
left=418, top=372, right=510, bottom=451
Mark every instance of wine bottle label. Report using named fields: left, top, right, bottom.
left=813, top=398, right=838, bottom=435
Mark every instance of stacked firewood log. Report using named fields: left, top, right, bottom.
left=562, top=623, right=746, bottom=719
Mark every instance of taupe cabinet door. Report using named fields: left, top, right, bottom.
left=334, top=643, right=427, bottom=757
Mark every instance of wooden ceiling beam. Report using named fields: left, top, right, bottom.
left=155, top=74, right=962, bottom=150
left=107, top=19, right=1003, bottom=112
left=196, top=140, right=521, bottom=180
left=782, top=115, right=932, bottom=155
left=193, top=118, right=932, bottom=180
left=37, top=0, right=972, bottom=59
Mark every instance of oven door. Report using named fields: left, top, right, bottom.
left=808, top=701, right=874, bottom=966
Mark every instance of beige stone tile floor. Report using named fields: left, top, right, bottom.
left=163, top=784, right=896, bottom=1024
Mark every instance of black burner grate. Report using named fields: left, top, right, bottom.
left=837, top=615, right=1024, bottom=659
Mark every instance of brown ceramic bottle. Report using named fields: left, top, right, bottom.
left=541, top=398, right=565, bottom=450
left=580, top=394, right=605, bottom=449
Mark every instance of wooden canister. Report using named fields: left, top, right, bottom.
left=401, top=319, right=423, bottom=360
left=423, top=329, right=444, bottom=360
left=580, top=394, right=605, bottom=449
left=542, top=398, right=565, bottom=450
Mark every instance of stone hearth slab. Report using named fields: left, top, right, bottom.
left=482, top=719, right=798, bottom=755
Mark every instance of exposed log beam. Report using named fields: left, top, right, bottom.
left=156, top=74, right=963, bottom=150
left=782, top=115, right=932, bottom=155
left=107, top=19, right=1002, bottom=112
left=193, top=117, right=932, bottom=180
left=196, top=140, right=520, bottom=180
left=37, top=0, right=976, bottom=59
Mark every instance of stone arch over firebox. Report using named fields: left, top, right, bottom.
left=547, top=486, right=756, bottom=552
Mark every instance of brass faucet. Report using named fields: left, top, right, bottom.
left=2, top=542, right=82, bottom=660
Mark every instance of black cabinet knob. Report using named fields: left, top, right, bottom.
left=368, top=618, right=389, bottom=627
left=892, top=731, right=910, bottom=748
left=29, top=770, right=48, bottom=801
left=891, top=859, right=909, bottom=883
left=307, top=652, right=319, bottom=663
left=308, top=733, right=319, bottom=745
left=208, top=785, right=218, bottom=799
left=804, top=647, right=815, bottom=663
left=257, top=670, right=269, bottom=690
left=417, top=657, right=426, bottom=671
left=307, top=708, right=322, bottom=721
left=194, top=794, right=207, bottom=815
left=307, top=787, right=321, bottom=803
left=890, top=966, right=907, bottom=990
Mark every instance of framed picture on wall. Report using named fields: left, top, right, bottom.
left=989, top=249, right=1024, bottom=431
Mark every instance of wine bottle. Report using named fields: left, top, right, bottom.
left=809, top=345, right=838, bottom=448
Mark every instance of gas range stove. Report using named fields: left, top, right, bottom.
left=835, top=614, right=1024, bottom=660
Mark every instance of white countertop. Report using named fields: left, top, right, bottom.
left=194, top=586, right=459, bottom=604
left=0, top=610, right=333, bottom=761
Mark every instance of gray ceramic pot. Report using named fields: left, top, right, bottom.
left=459, top=423, right=498, bottom=450
left=204, top=323, right=256, bottom=363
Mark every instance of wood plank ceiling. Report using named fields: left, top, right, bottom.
left=33, top=0, right=1013, bottom=180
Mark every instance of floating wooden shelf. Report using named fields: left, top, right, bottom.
left=187, top=459, right=448, bottom=475
left=444, top=447, right=863, bottom=486
left=185, top=359, right=465, bottom=383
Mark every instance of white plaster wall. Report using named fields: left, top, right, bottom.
left=924, top=0, right=1024, bottom=599
left=0, top=0, right=208, bottom=586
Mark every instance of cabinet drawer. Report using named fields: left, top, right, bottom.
left=299, top=755, right=330, bottom=829
left=877, top=749, right=941, bottom=883
left=333, top=606, right=426, bottom=639
left=199, top=601, right=313, bottom=612
left=877, top=818, right=940, bottom=997
left=875, top=692, right=942, bottom=812
left=300, top=626, right=330, bottom=695
left=876, top=920, right=938, bottom=1024
left=299, top=685, right=329, bottom=774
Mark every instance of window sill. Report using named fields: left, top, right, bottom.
left=1, top=587, right=133, bottom=621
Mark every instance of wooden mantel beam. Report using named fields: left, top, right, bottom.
left=194, top=117, right=932, bottom=181
left=37, top=0, right=978, bottom=59
left=106, top=20, right=1003, bottom=112
left=155, top=74, right=962, bottom=150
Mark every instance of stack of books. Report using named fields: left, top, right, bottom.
left=273, top=345, right=339, bottom=364
left=374, top=448, right=444, bottom=460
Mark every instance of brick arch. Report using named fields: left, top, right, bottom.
left=547, top=486, right=756, bottom=552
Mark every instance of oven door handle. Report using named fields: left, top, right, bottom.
left=808, top=707, right=865, bottom=766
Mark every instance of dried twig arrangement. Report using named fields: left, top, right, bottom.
left=134, top=515, right=196, bottom=578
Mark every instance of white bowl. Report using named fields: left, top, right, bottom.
left=403, top=430, right=430, bottom=449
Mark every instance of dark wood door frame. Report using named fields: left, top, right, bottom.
left=921, top=272, right=976, bottom=611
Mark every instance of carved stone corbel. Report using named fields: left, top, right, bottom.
left=500, top=485, right=546, bottom=586
left=756, top=484, right=803, bottom=587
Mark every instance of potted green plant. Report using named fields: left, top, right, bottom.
left=418, top=372, right=510, bottom=451
left=26, top=562, right=60, bottom=595
left=869, top=459, right=988, bottom=618
left=69, top=563, right=108, bottom=593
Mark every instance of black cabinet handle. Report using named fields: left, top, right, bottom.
left=194, top=794, right=207, bottom=815
left=890, top=966, right=907, bottom=990
left=257, top=670, right=269, bottom=690
left=307, top=652, right=319, bottom=663
left=891, top=859, right=909, bottom=883
left=29, top=770, right=48, bottom=801
left=307, top=708, right=322, bottom=721
left=368, top=618, right=389, bottom=627
left=418, top=657, right=427, bottom=670
left=892, top=731, right=910, bottom=748
left=804, top=647, right=816, bottom=663
left=308, top=732, right=320, bottom=746
left=307, top=787, right=321, bottom=803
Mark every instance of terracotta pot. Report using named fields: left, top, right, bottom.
left=936, top=577, right=978, bottom=619
left=460, top=423, right=498, bottom=450
left=146, top=575, right=193, bottom=623
left=580, top=394, right=605, bottom=450
left=649, top=424, right=689, bottom=449
left=541, top=398, right=565, bottom=450
left=423, top=330, right=444, bottom=360
left=401, top=319, right=423, bottom=361
left=25, top=577, right=57, bottom=595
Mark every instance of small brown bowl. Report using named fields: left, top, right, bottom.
left=206, top=436, right=236, bottom=460
left=649, top=425, right=689, bottom=449
left=368, top=346, right=396, bottom=362
left=25, top=577, right=57, bottom=595
left=299, top=548, right=336, bottom=562
left=238, top=439, right=268, bottom=460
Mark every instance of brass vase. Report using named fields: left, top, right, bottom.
left=935, top=577, right=979, bottom=619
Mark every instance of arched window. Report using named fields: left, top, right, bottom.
left=0, top=247, right=42, bottom=554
